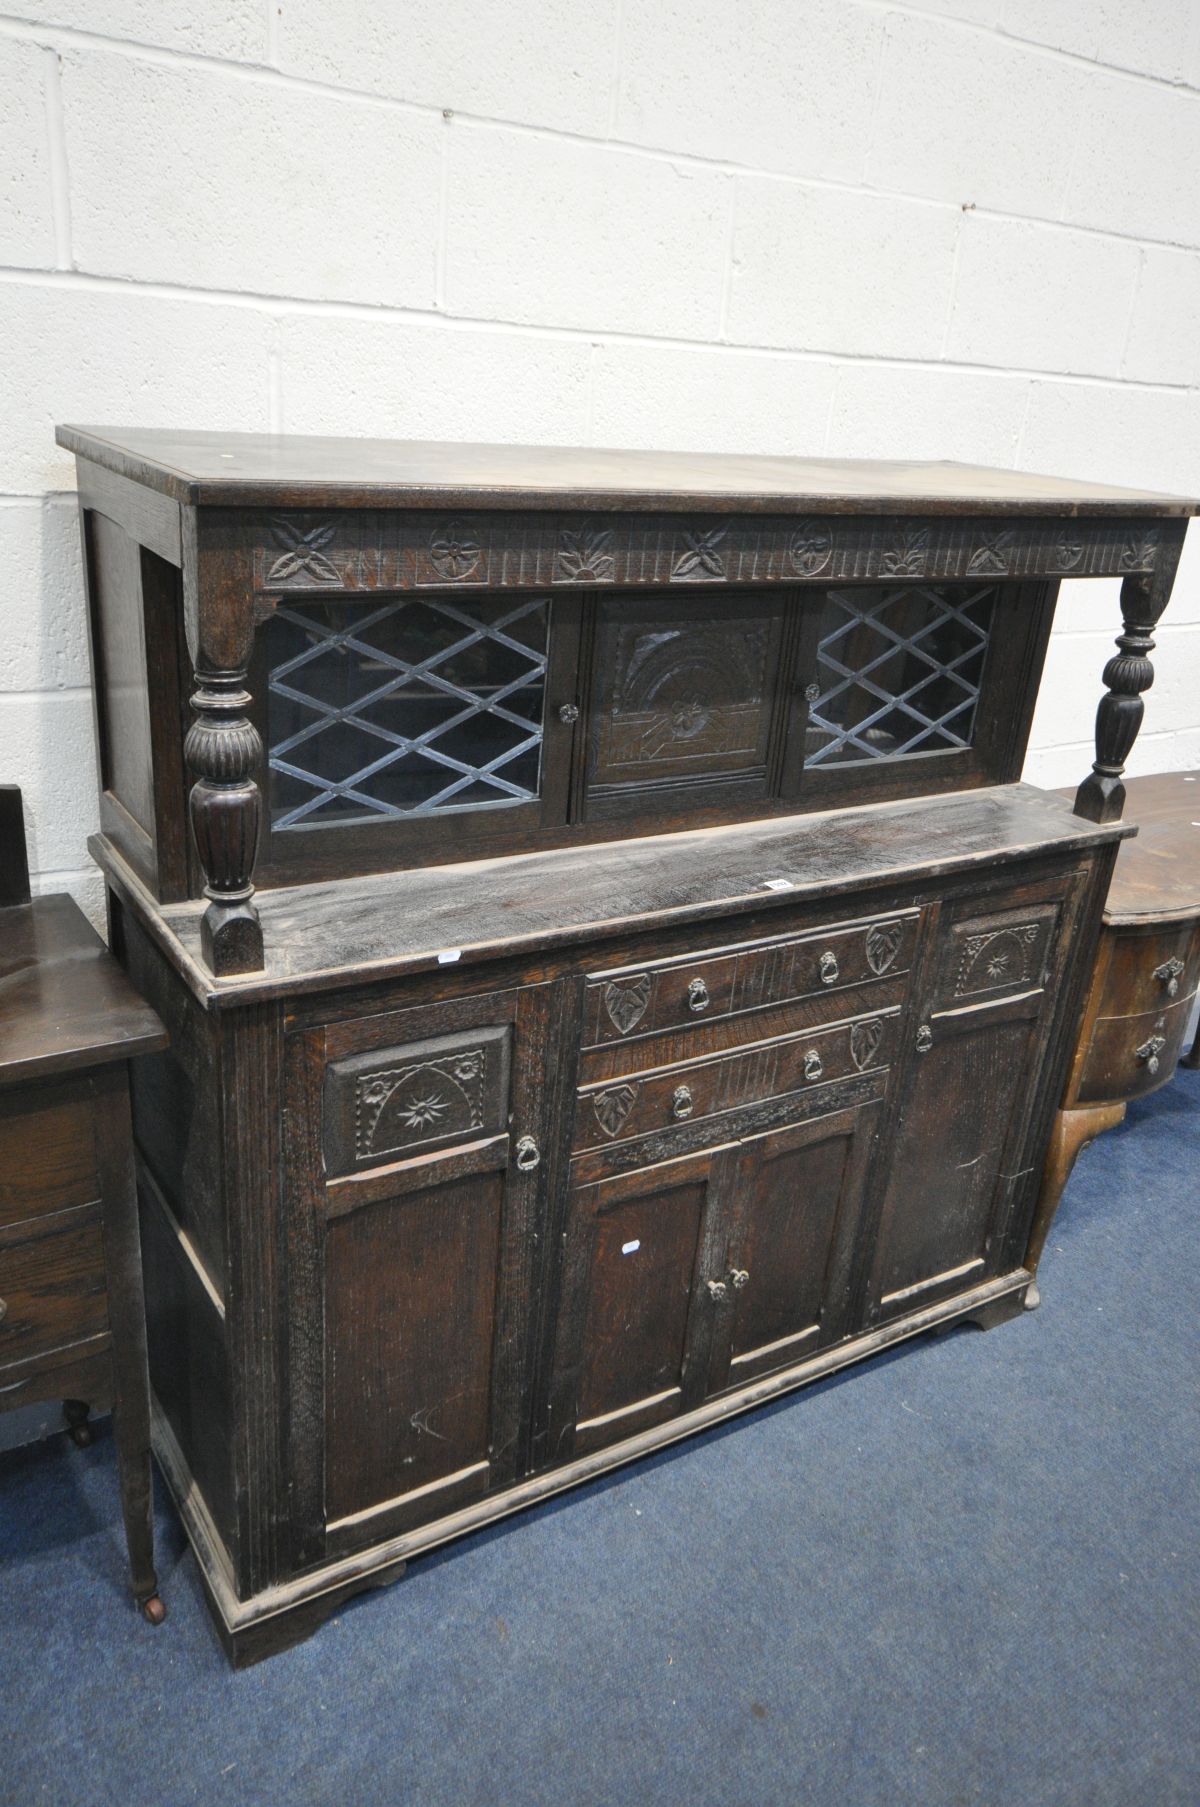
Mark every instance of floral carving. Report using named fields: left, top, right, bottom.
left=1053, top=531, right=1083, bottom=571
left=355, top=1051, right=486, bottom=1158
left=865, top=920, right=904, bottom=976
left=967, top=528, right=1013, bottom=575
left=592, top=1084, right=639, bottom=1139
left=603, top=974, right=651, bottom=1036
left=850, top=1018, right=884, bottom=1072
left=882, top=525, right=930, bottom=577
left=956, top=923, right=1042, bottom=996
left=266, top=518, right=339, bottom=584
left=558, top=520, right=615, bottom=582
left=672, top=525, right=727, bottom=580
left=789, top=521, right=833, bottom=576
left=429, top=520, right=482, bottom=581
left=1119, top=531, right=1159, bottom=572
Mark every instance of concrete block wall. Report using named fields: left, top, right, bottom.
left=1, top=2, right=1198, bottom=921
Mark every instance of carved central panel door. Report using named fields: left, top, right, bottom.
left=283, top=983, right=561, bottom=1565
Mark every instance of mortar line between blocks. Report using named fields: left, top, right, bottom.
left=42, top=45, right=72, bottom=270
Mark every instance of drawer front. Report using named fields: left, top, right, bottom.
left=0, top=1210, right=108, bottom=1368
left=1101, top=922, right=1200, bottom=1019
left=323, top=1024, right=512, bottom=1178
left=584, top=909, right=919, bottom=1048
left=1077, top=994, right=1194, bottom=1105
left=0, top=1089, right=98, bottom=1231
left=575, top=1008, right=900, bottom=1155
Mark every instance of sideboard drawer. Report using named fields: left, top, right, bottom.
left=323, top=1024, right=512, bottom=1178
left=0, top=1209, right=108, bottom=1367
left=584, top=909, right=919, bottom=1048
left=1076, top=994, right=1194, bottom=1106
left=575, top=1007, right=900, bottom=1155
left=0, top=1088, right=99, bottom=1231
left=1102, top=922, right=1200, bottom=1017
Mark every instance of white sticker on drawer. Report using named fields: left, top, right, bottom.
left=437, top=949, right=462, bottom=964
left=622, top=1239, right=641, bottom=1255
left=763, top=878, right=795, bottom=891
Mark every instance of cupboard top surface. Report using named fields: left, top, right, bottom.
left=55, top=427, right=1199, bottom=516
left=97, top=782, right=1129, bottom=1008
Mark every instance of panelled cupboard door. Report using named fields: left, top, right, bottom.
left=707, top=1103, right=883, bottom=1394
left=551, top=1145, right=734, bottom=1460
left=545, top=1099, right=882, bottom=1465
left=866, top=880, right=1079, bottom=1324
left=284, top=983, right=559, bottom=1565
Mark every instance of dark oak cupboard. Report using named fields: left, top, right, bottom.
left=59, top=428, right=1196, bottom=1662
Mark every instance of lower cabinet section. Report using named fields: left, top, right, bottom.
left=121, top=843, right=1106, bottom=1660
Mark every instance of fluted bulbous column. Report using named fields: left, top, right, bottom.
left=185, top=668, right=265, bottom=976
left=1074, top=568, right=1174, bottom=825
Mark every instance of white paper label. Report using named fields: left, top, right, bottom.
left=437, top=949, right=462, bottom=964
left=621, top=1239, right=641, bottom=1255
left=763, top=878, right=795, bottom=892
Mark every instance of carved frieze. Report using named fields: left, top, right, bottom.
left=251, top=510, right=1171, bottom=597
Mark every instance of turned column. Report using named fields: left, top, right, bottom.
left=185, top=667, right=264, bottom=975
left=1074, top=541, right=1182, bottom=825
left=183, top=517, right=265, bottom=976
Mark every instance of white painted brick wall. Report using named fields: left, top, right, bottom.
left=0, top=1, right=1197, bottom=919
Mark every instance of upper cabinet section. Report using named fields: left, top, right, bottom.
left=60, top=431, right=1196, bottom=975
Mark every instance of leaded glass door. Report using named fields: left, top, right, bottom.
left=252, top=591, right=583, bottom=881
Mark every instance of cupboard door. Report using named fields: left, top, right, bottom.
left=285, top=984, right=559, bottom=1563
left=547, top=1145, right=736, bottom=1460
left=708, top=1103, right=882, bottom=1393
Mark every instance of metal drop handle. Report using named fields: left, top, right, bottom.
left=1153, top=957, right=1185, bottom=997
left=819, top=950, right=839, bottom=985
left=672, top=1084, right=694, bottom=1120
left=515, top=1135, right=540, bottom=1172
left=803, top=1049, right=823, bottom=1082
left=687, top=977, right=710, bottom=1013
left=729, top=1268, right=750, bottom=1291
left=1135, top=1034, right=1167, bottom=1075
left=915, top=1025, right=933, bottom=1054
left=706, top=1279, right=729, bottom=1303
left=0, top=1297, right=6, bottom=1325
left=558, top=703, right=580, bottom=725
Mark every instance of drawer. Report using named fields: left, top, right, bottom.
left=0, top=1209, right=108, bottom=1368
left=584, top=910, right=920, bottom=1048
left=0, top=1088, right=98, bottom=1231
left=575, top=1007, right=900, bottom=1154
left=934, top=898, right=1061, bottom=1011
left=1100, top=922, right=1200, bottom=1019
left=1077, top=994, right=1194, bottom=1106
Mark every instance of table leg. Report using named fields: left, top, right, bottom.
left=94, top=1066, right=165, bottom=1625
left=1026, top=1100, right=1126, bottom=1288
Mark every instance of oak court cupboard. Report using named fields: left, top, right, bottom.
left=57, top=426, right=1197, bottom=1664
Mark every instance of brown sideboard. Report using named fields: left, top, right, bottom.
left=56, top=428, right=1196, bottom=1663
left=0, top=786, right=168, bottom=1624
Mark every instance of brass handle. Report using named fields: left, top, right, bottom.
left=558, top=702, right=580, bottom=725
left=819, top=950, right=839, bottom=985
left=687, top=977, right=710, bottom=1013
left=804, top=682, right=821, bottom=704
left=1153, top=957, right=1185, bottom=998
left=672, top=1084, right=694, bottom=1120
left=729, top=1268, right=750, bottom=1291
left=706, top=1279, right=729, bottom=1303
left=515, top=1135, right=540, bottom=1172
left=803, top=1049, right=823, bottom=1082
left=915, top=1025, right=933, bottom=1054
left=1135, top=1034, right=1167, bottom=1075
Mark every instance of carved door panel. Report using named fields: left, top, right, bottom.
left=866, top=881, right=1078, bottom=1325
left=545, top=1144, right=737, bottom=1462
left=284, top=983, right=561, bottom=1564
left=582, top=589, right=796, bottom=819
left=706, top=1102, right=884, bottom=1394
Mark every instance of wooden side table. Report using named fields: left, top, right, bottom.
left=1027, top=771, right=1200, bottom=1291
left=0, top=788, right=169, bottom=1622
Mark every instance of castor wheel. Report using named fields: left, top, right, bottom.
left=62, top=1399, right=93, bottom=1448
left=140, top=1594, right=167, bottom=1626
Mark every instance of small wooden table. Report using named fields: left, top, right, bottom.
left=1028, top=771, right=1200, bottom=1293
left=0, top=788, right=169, bottom=1622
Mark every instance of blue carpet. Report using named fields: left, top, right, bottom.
left=2, top=1072, right=1198, bottom=1807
